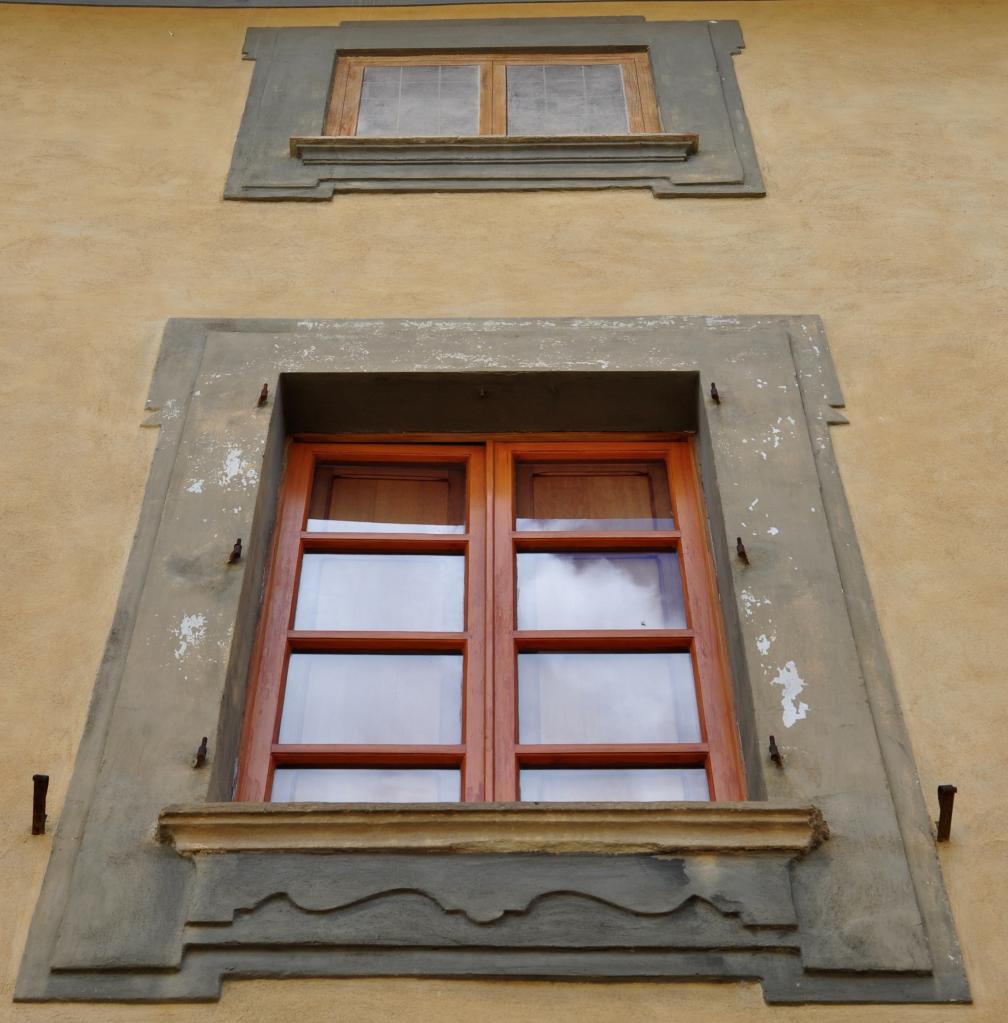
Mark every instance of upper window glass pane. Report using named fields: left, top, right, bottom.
left=515, top=460, right=675, bottom=531
left=517, top=551, right=686, bottom=631
left=506, top=64, right=629, bottom=136
left=307, top=462, right=466, bottom=533
left=356, top=65, right=480, bottom=137
left=294, top=553, right=465, bottom=632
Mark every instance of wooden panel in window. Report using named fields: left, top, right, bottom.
left=308, top=463, right=466, bottom=533
left=515, top=460, right=674, bottom=531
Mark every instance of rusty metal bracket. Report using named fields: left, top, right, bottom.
left=936, top=784, right=957, bottom=842
left=31, top=774, right=49, bottom=835
left=193, top=737, right=209, bottom=769
left=769, top=735, right=783, bottom=767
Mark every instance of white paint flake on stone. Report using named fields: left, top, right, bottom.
left=173, top=613, right=207, bottom=661
left=740, top=589, right=772, bottom=619
left=771, top=660, right=809, bottom=728
left=756, top=633, right=773, bottom=656
left=186, top=479, right=204, bottom=494
left=767, top=526, right=779, bottom=536
left=219, top=446, right=259, bottom=491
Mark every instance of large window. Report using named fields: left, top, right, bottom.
left=325, top=51, right=662, bottom=138
left=237, top=437, right=744, bottom=803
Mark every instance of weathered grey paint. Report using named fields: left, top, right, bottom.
left=15, top=317, right=967, bottom=1004
left=226, top=21, right=765, bottom=200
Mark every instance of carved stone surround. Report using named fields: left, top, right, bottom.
left=15, top=317, right=967, bottom=1004
left=226, top=21, right=765, bottom=200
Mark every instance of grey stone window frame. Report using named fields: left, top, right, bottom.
left=225, top=19, right=765, bottom=200
left=16, top=317, right=966, bottom=1005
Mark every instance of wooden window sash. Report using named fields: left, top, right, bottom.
left=491, top=440, right=743, bottom=801
left=236, top=438, right=743, bottom=803
left=324, top=51, right=662, bottom=138
left=235, top=442, right=488, bottom=801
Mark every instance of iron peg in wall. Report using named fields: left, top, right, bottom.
left=31, top=774, right=49, bottom=835
left=710, top=381, right=721, bottom=404
left=193, top=737, right=208, bottom=769
left=736, top=537, right=749, bottom=565
left=228, top=538, right=242, bottom=564
left=257, top=383, right=269, bottom=407
left=936, top=784, right=957, bottom=842
left=769, top=735, right=783, bottom=767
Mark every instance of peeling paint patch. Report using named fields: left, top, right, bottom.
left=186, top=479, right=204, bottom=494
left=740, top=589, right=772, bottom=619
left=173, top=613, right=207, bottom=661
left=756, top=633, right=773, bottom=656
left=219, top=446, right=260, bottom=491
left=767, top=526, right=779, bottom=536
left=748, top=497, right=759, bottom=511
left=771, top=661, right=809, bottom=728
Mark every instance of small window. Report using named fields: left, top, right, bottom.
left=237, top=438, right=743, bottom=803
left=326, top=52, right=662, bottom=138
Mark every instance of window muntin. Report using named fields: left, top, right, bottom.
left=236, top=438, right=743, bottom=803
left=326, top=52, right=662, bottom=138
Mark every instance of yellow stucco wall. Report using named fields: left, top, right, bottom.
left=1, top=0, right=1005, bottom=1018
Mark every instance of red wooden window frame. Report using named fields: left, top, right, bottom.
left=235, top=436, right=744, bottom=802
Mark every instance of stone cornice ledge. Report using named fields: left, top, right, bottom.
left=159, top=801, right=828, bottom=856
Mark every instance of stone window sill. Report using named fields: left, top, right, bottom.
left=158, top=800, right=827, bottom=856
left=290, top=133, right=699, bottom=162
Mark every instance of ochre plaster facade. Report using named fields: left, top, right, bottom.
left=0, top=0, right=1005, bottom=1019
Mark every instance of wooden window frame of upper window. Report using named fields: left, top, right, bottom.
left=235, top=435, right=744, bottom=803
left=324, top=51, right=663, bottom=138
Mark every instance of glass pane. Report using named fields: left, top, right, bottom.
left=516, top=552, right=685, bottom=630
left=294, top=553, right=464, bottom=632
left=506, top=64, right=629, bottom=136
left=271, top=768, right=459, bottom=802
left=307, top=462, right=465, bottom=534
left=279, top=653, right=462, bottom=745
left=520, top=768, right=709, bottom=802
left=357, top=65, right=480, bottom=137
left=518, top=652, right=700, bottom=744
left=516, top=461, right=674, bottom=531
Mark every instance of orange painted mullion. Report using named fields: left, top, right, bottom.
left=339, top=61, right=365, bottom=137
left=490, top=60, right=508, bottom=135
left=515, top=744, right=709, bottom=767
left=667, top=442, right=745, bottom=800
left=478, top=60, right=494, bottom=136
left=512, top=531, right=681, bottom=552
left=483, top=440, right=498, bottom=799
left=491, top=441, right=519, bottom=800
left=236, top=443, right=314, bottom=800
left=461, top=447, right=488, bottom=800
